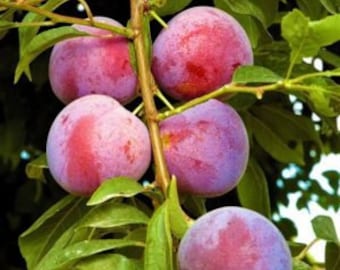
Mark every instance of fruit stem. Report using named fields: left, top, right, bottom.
left=0, top=1, right=134, bottom=38
left=130, top=0, right=171, bottom=195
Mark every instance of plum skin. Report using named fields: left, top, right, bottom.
left=152, top=6, right=253, bottom=101
left=178, top=207, right=292, bottom=270
left=159, top=99, right=249, bottom=197
left=46, top=95, right=151, bottom=196
left=49, top=16, right=137, bottom=105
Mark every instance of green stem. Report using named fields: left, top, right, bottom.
left=294, top=238, right=320, bottom=261
left=158, top=82, right=280, bottom=120
left=149, top=10, right=168, bottom=28
left=130, top=0, right=170, bottom=195
left=0, top=1, right=134, bottom=38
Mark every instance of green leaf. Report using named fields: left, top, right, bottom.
left=246, top=113, right=305, bottom=165
left=293, top=259, right=313, bottom=270
left=323, top=170, right=340, bottom=194
left=281, top=9, right=318, bottom=63
left=232, top=65, right=283, bottom=84
left=215, top=0, right=278, bottom=27
left=15, top=26, right=88, bottom=83
left=321, top=0, right=340, bottom=14
left=78, top=202, right=149, bottom=229
left=214, top=0, right=272, bottom=48
left=25, top=154, right=48, bottom=181
left=252, top=105, right=322, bottom=146
left=87, top=177, right=144, bottom=206
left=288, top=242, right=307, bottom=257
left=0, top=19, right=15, bottom=30
left=144, top=202, right=173, bottom=270
left=39, top=239, right=145, bottom=270
left=306, top=86, right=339, bottom=117
left=296, top=0, right=326, bottom=19
left=182, top=195, right=207, bottom=218
left=311, top=215, right=339, bottom=242
left=19, top=196, right=87, bottom=269
left=167, top=177, right=190, bottom=239
left=18, top=0, right=69, bottom=78
left=282, top=10, right=340, bottom=66
left=325, top=242, right=340, bottom=270
left=75, top=254, right=143, bottom=270
left=155, top=0, right=192, bottom=16
left=237, top=158, right=271, bottom=218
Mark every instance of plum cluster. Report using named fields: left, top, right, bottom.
left=46, top=6, right=292, bottom=269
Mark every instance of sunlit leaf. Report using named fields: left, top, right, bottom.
left=78, top=202, right=149, bottom=229
left=75, top=254, right=143, bottom=270
left=144, top=202, right=173, bottom=270
left=87, top=177, right=144, bottom=206
left=232, top=65, right=283, bottom=84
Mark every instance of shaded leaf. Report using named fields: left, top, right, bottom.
left=326, top=241, right=340, bottom=270
left=75, top=254, right=143, bottom=270
left=311, top=215, right=339, bottom=242
left=288, top=242, right=307, bottom=257
left=19, top=196, right=87, bottom=269
left=144, top=202, right=173, bottom=270
left=323, top=170, right=340, bottom=194
left=246, top=113, right=305, bottom=165
left=237, top=158, right=271, bottom=218
left=252, top=104, right=322, bottom=146
left=215, top=0, right=278, bottom=27
left=155, top=0, right=192, bottom=16
left=15, top=26, right=88, bottom=83
left=87, top=177, right=144, bottom=206
left=321, top=0, right=340, bottom=14
left=25, top=154, right=48, bottom=181
left=182, top=195, right=207, bottom=218
left=232, top=65, right=283, bottom=84
left=296, top=0, right=326, bottom=19
left=78, top=202, right=149, bottom=229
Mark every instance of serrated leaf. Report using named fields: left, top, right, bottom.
left=155, top=0, right=192, bottom=16
left=25, top=154, right=48, bottom=181
left=19, top=196, right=88, bottom=269
left=237, top=158, right=271, bottom=218
left=246, top=113, right=305, bottom=165
left=87, top=177, right=144, bottom=206
left=39, top=239, right=145, bottom=270
left=293, top=259, right=313, bottom=270
left=167, top=177, right=190, bottom=239
left=144, top=202, right=173, bottom=270
left=78, top=202, right=149, bottom=229
left=252, top=105, right=322, bottom=147
left=15, top=26, right=89, bottom=83
left=326, top=241, right=340, bottom=270
left=311, top=215, right=339, bottom=242
left=232, top=65, right=283, bottom=84
left=75, top=254, right=143, bottom=270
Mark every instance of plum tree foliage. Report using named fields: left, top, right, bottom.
left=0, top=0, right=339, bottom=269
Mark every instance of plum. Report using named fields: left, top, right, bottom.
left=159, top=99, right=248, bottom=197
left=49, top=16, right=137, bottom=105
left=178, top=206, right=292, bottom=270
left=46, top=95, right=151, bottom=196
left=152, top=6, right=253, bottom=101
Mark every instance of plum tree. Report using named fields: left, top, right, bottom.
left=152, top=6, right=253, bottom=101
left=178, top=206, right=292, bottom=270
left=160, top=99, right=249, bottom=197
left=49, top=16, right=137, bottom=105
left=46, top=94, right=151, bottom=196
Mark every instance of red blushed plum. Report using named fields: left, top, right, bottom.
left=152, top=6, right=253, bottom=101
left=178, top=207, right=292, bottom=270
left=159, top=99, right=248, bottom=197
left=49, top=16, right=137, bottom=105
left=46, top=95, right=151, bottom=196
